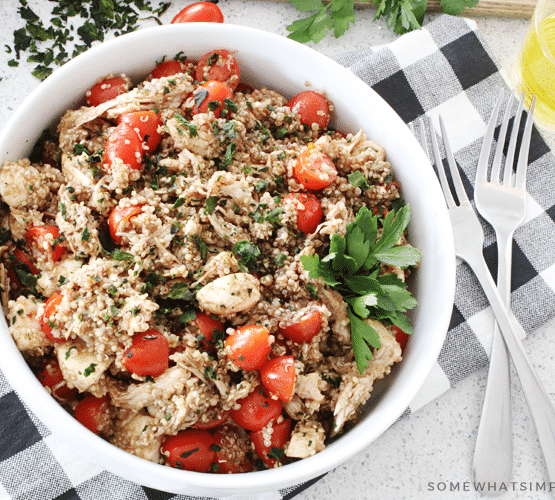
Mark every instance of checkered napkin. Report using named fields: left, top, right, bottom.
left=1, top=13, right=555, bottom=500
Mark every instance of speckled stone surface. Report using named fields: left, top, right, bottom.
left=1, top=3, right=554, bottom=500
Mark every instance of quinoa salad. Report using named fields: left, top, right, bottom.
left=0, top=49, right=420, bottom=473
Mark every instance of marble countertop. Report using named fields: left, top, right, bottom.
left=1, top=2, right=554, bottom=500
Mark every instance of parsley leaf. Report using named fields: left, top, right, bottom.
left=300, top=205, right=421, bottom=374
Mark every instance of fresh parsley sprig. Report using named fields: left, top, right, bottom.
left=300, top=204, right=421, bottom=374
left=286, top=0, right=478, bottom=42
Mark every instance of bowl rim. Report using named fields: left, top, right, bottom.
left=0, top=22, right=456, bottom=495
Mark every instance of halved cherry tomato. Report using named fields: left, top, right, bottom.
left=108, top=205, right=144, bottom=245
left=192, top=407, right=229, bottom=430
left=284, top=193, right=323, bottom=234
left=229, top=386, right=282, bottom=432
left=293, top=143, right=337, bottom=191
left=104, top=124, right=143, bottom=170
left=279, top=310, right=322, bottom=344
left=287, top=90, right=330, bottom=129
left=194, top=312, right=224, bottom=351
left=86, top=76, right=128, bottom=107
left=37, top=359, right=77, bottom=401
left=122, top=329, right=169, bottom=378
left=250, top=418, right=292, bottom=468
left=211, top=426, right=253, bottom=474
left=391, top=325, right=409, bottom=351
left=171, top=2, right=224, bottom=23
left=117, top=111, right=163, bottom=154
left=162, top=429, right=215, bottom=472
left=26, top=225, right=66, bottom=262
left=260, top=355, right=296, bottom=402
left=7, top=249, right=40, bottom=287
left=150, top=59, right=192, bottom=80
left=192, top=80, right=234, bottom=118
left=40, top=294, right=65, bottom=343
left=225, top=324, right=272, bottom=371
left=74, top=395, right=111, bottom=435
left=195, top=50, right=240, bottom=91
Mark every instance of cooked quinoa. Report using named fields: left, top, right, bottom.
left=0, top=52, right=414, bottom=471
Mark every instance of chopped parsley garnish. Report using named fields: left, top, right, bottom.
left=232, top=240, right=261, bottom=273
left=300, top=205, right=421, bottom=374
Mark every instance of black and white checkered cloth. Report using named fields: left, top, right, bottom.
left=1, top=13, right=555, bottom=500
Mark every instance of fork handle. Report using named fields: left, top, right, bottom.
left=472, top=230, right=513, bottom=491
left=466, top=251, right=555, bottom=485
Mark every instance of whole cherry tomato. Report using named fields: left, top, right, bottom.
left=26, top=225, right=66, bottom=262
left=225, top=324, right=272, bottom=371
left=149, top=59, right=192, bottom=80
left=86, top=76, right=128, bottom=107
left=279, top=309, right=322, bottom=344
left=74, top=395, right=111, bottom=435
left=195, top=50, right=240, bottom=91
left=171, top=2, right=224, bottom=24
left=104, top=124, right=144, bottom=170
left=284, top=193, right=323, bottom=234
left=40, top=294, right=65, bottom=343
left=293, top=143, right=337, bottom=190
left=162, top=429, right=215, bottom=472
left=122, top=329, right=169, bottom=378
left=229, top=386, right=283, bottom=431
left=117, top=110, right=163, bottom=154
left=250, top=418, right=292, bottom=468
left=108, top=205, right=144, bottom=245
left=287, top=90, right=330, bottom=129
left=192, top=80, right=234, bottom=118
left=37, top=359, right=77, bottom=401
left=260, top=355, right=296, bottom=402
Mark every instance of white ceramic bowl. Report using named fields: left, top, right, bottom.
left=0, top=23, right=456, bottom=497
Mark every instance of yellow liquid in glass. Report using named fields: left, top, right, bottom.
left=515, top=15, right=555, bottom=130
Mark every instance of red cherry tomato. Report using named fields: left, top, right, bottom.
left=108, top=205, right=144, bottom=245
left=162, top=429, right=215, bottom=472
left=171, top=2, right=224, bottom=23
left=13, top=249, right=39, bottom=274
left=194, top=312, right=224, bottom=351
left=211, top=426, right=253, bottom=474
left=229, top=386, right=283, bottom=432
left=260, top=355, right=296, bottom=402
left=195, top=50, right=240, bottom=91
left=74, top=395, right=111, bottom=435
left=117, top=111, right=163, bottom=154
left=40, top=294, right=65, bottom=343
left=287, top=91, right=330, bottom=129
left=391, top=325, right=409, bottom=351
left=86, top=76, right=128, bottom=107
left=192, top=80, right=234, bottom=118
left=192, top=407, right=229, bottom=430
left=7, top=248, right=40, bottom=287
left=150, top=59, right=192, bottom=80
left=122, top=329, right=169, bottom=378
left=26, top=225, right=66, bottom=262
left=293, top=143, right=337, bottom=190
left=225, top=324, right=272, bottom=371
left=250, top=418, right=292, bottom=468
left=284, top=193, right=323, bottom=234
left=37, top=359, right=77, bottom=401
left=104, top=124, right=143, bottom=170
left=279, top=310, right=322, bottom=344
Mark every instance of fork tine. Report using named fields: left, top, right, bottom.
left=439, top=115, right=470, bottom=205
left=503, top=93, right=525, bottom=187
left=429, top=117, right=455, bottom=208
left=491, top=93, right=515, bottom=184
left=417, top=118, right=430, bottom=162
left=514, top=95, right=536, bottom=190
left=476, top=89, right=504, bottom=186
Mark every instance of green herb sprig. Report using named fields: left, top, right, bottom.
left=300, top=204, right=421, bottom=374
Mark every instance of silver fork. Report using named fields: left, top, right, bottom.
left=421, top=111, right=555, bottom=489
left=472, top=90, right=530, bottom=491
